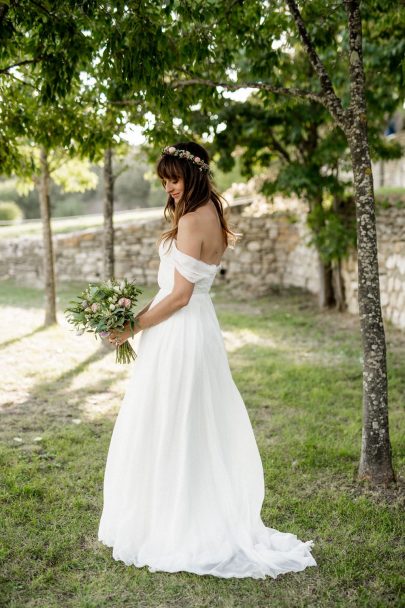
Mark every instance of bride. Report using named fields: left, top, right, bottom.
left=98, top=141, right=317, bottom=579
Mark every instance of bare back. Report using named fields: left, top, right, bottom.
left=193, top=200, right=227, bottom=266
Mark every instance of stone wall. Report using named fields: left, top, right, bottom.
left=1, top=200, right=404, bottom=330
left=341, top=205, right=405, bottom=329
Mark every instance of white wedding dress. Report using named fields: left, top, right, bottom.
left=98, top=238, right=317, bottom=579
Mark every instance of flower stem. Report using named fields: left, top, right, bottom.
left=116, top=341, right=137, bottom=364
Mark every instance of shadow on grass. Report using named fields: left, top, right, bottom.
left=0, top=324, right=47, bottom=351
left=1, top=343, right=127, bottom=436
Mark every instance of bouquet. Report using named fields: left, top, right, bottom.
left=64, top=278, right=143, bottom=364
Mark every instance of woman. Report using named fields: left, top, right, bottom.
left=98, top=141, right=317, bottom=579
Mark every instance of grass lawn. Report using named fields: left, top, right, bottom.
left=0, top=279, right=403, bottom=608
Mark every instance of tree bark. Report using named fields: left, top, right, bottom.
left=347, top=127, right=395, bottom=484
left=103, top=147, right=114, bottom=280
left=344, top=0, right=395, bottom=484
left=39, top=147, right=57, bottom=326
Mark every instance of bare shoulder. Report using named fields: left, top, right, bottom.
left=178, top=212, right=201, bottom=232
left=177, top=213, right=203, bottom=258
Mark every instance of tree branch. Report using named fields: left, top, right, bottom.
left=268, top=129, right=291, bottom=163
left=4, top=71, right=39, bottom=90
left=170, top=76, right=325, bottom=105
left=0, top=56, right=47, bottom=74
left=28, top=0, right=54, bottom=16
left=112, top=163, right=130, bottom=184
left=284, top=0, right=346, bottom=129
left=344, top=0, right=366, bottom=115
left=108, top=99, right=140, bottom=106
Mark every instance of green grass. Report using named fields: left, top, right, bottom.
left=0, top=280, right=404, bottom=608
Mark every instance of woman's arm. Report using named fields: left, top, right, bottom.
left=135, top=298, right=154, bottom=318
left=109, top=215, right=202, bottom=345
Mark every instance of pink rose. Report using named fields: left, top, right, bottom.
left=168, top=146, right=176, bottom=154
left=194, top=156, right=201, bottom=163
left=91, top=303, right=100, bottom=312
left=118, top=297, right=131, bottom=309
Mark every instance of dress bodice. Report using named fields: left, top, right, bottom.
left=158, top=239, right=220, bottom=294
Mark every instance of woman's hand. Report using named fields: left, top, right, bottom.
left=108, top=319, right=141, bottom=347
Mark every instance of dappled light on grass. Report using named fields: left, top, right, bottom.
left=222, top=328, right=277, bottom=352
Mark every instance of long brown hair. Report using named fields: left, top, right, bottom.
left=156, top=141, right=238, bottom=249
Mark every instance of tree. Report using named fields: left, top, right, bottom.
left=162, top=0, right=401, bottom=484
left=38, top=147, right=56, bottom=325
left=18, top=140, right=98, bottom=326
left=0, top=0, right=98, bottom=170
left=75, top=71, right=143, bottom=280
left=0, top=1, right=100, bottom=324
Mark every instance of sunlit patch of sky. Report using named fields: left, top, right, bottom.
left=121, top=112, right=155, bottom=146
left=80, top=71, right=96, bottom=87
left=122, top=84, right=254, bottom=146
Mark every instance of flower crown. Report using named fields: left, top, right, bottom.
left=161, top=146, right=213, bottom=177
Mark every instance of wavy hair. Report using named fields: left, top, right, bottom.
left=156, top=141, right=238, bottom=249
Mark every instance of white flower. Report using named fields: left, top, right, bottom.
left=109, top=304, right=115, bottom=310
left=168, top=146, right=176, bottom=154
left=114, top=286, right=120, bottom=293
left=119, top=280, right=125, bottom=290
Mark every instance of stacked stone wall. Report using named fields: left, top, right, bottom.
left=0, top=201, right=404, bottom=329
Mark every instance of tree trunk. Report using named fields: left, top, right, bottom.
left=103, top=147, right=114, bottom=280
left=343, top=0, right=395, bottom=485
left=39, top=147, right=57, bottom=326
left=332, top=259, right=347, bottom=312
left=309, top=196, right=336, bottom=309
left=318, top=255, right=335, bottom=308
left=348, top=126, right=395, bottom=484
left=332, top=195, right=347, bottom=312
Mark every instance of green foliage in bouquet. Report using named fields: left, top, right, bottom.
left=64, top=278, right=143, bottom=364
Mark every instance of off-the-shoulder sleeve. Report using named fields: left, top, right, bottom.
left=172, top=243, right=215, bottom=283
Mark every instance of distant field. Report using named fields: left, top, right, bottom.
left=0, top=198, right=252, bottom=240
left=0, top=207, right=164, bottom=240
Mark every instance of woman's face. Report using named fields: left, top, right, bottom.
left=162, top=176, right=184, bottom=203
